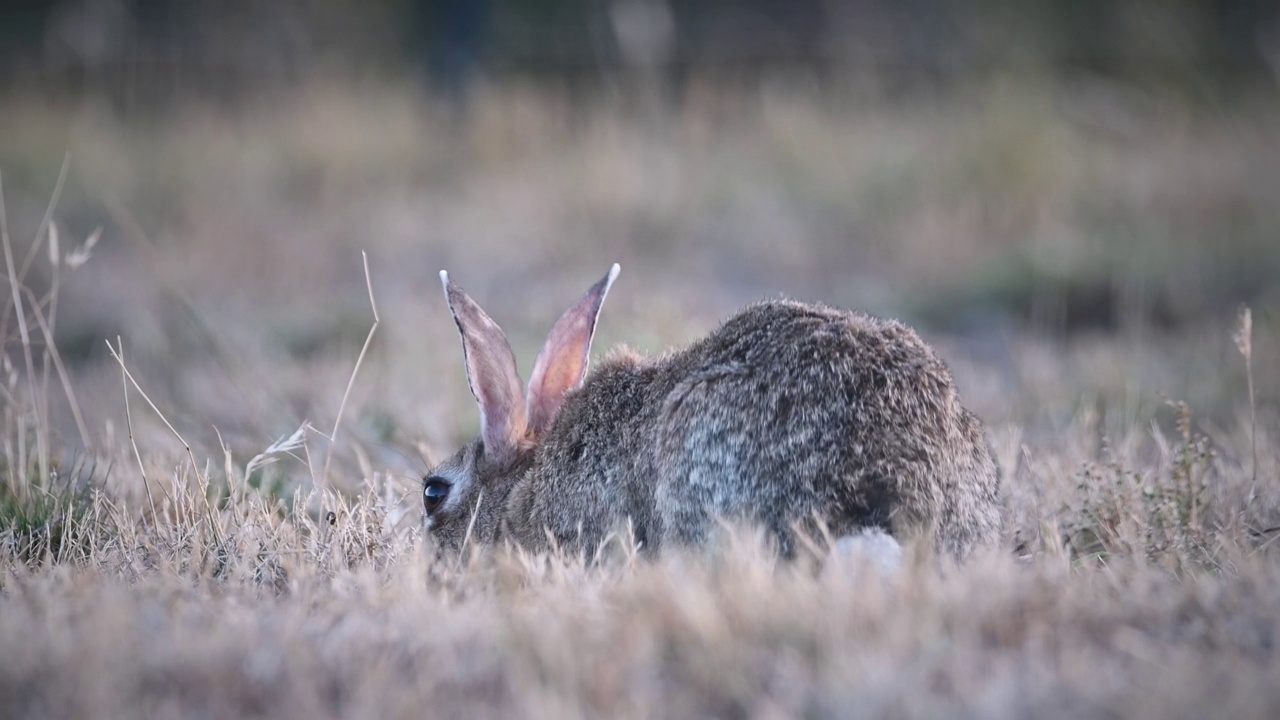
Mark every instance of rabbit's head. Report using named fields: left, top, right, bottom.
left=423, top=265, right=620, bottom=553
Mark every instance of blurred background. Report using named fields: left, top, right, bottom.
left=1, top=1, right=1278, bottom=472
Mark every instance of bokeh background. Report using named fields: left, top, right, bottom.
left=1, top=0, right=1278, bottom=479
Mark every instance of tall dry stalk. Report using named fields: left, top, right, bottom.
left=107, top=338, right=223, bottom=548
left=0, top=172, right=49, bottom=492
left=319, top=251, right=380, bottom=490
left=1233, top=306, right=1257, bottom=502
left=0, top=156, right=93, bottom=499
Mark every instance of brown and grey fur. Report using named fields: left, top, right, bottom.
left=425, top=265, right=1003, bottom=561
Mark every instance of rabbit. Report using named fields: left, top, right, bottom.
left=423, top=264, right=1003, bottom=561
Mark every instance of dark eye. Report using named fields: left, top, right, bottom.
left=423, top=476, right=451, bottom=513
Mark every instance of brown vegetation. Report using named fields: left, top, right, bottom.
left=1, top=80, right=1278, bottom=717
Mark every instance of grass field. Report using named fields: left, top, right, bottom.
left=1, top=78, right=1279, bottom=718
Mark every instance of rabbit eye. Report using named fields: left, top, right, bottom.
left=423, top=476, right=451, bottom=513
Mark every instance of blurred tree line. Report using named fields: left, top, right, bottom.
left=1, top=0, right=1277, bottom=103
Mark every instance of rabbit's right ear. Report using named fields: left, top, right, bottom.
left=526, top=264, right=620, bottom=435
left=440, top=271, right=528, bottom=461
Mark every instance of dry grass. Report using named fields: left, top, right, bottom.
left=1, top=412, right=1278, bottom=719
left=1, top=80, right=1279, bottom=718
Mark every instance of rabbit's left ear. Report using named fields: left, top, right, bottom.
left=526, top=264, right=620, bottom=435
left=441, top=271, right=529, bottom=462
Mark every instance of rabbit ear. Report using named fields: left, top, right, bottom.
left=526, top=264, right=620, bottom=434
left=440, top=271, right=528, bottom=461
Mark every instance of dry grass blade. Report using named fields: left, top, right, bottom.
left=320, top=251, right=380, bottom=490
left=15, top=151, right=70, bottom=286
left=0, top=172, right=49, bottom=491
left=105, top=337, right=222, bottom=547
left=1234, top=305, right=1258, bottom=500
left=114, top=335, right=160, bottom=526
left=20, top=286, right=91, bottom=451
left=245, top=422, right=310, bottom=479
left=64, top=226, right=101, bottom=270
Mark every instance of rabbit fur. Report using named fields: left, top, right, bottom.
left=424, top=264, right=1002, bottom=561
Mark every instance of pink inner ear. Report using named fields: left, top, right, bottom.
left=441, top=271, right=528, bottom=460
left=526, top=318, right=591, bottom=430
left=526, top=264, right=619, bottom=434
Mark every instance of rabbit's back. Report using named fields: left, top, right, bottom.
left=517, top=300, right=1002, bottom=558
left=651, top=300, right=1000, bottom=556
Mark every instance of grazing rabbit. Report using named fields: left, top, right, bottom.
left=424, top=264, right=1002, bottom=561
